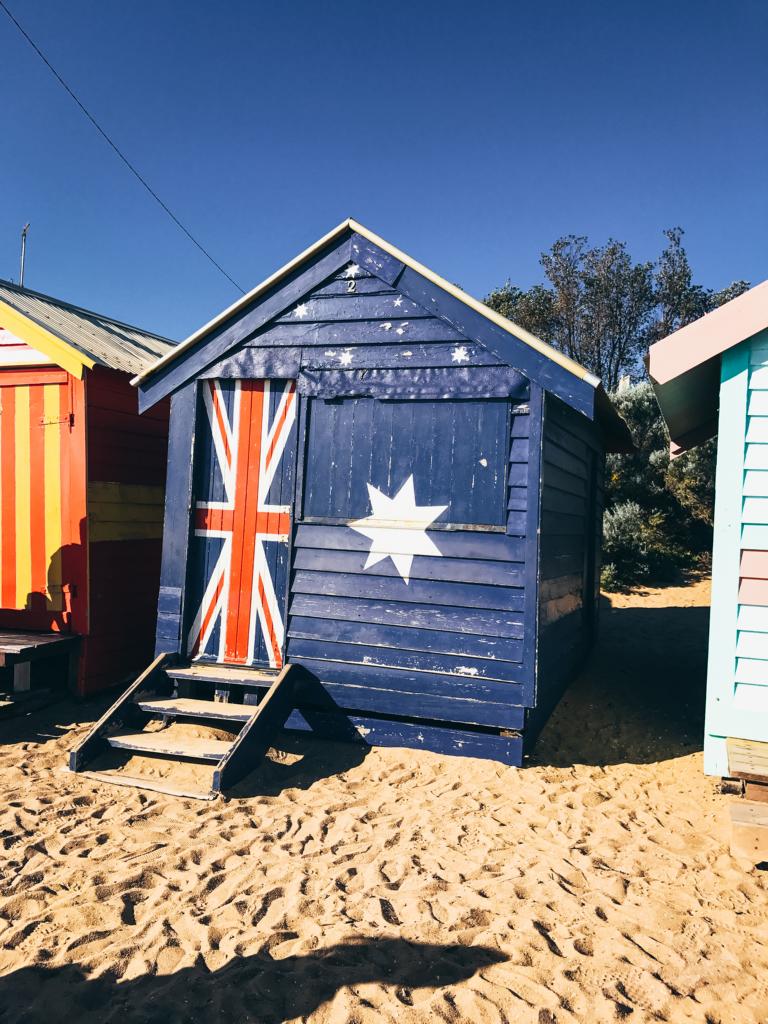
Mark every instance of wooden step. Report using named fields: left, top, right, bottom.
left=167, top=663, right=278, bottom=687
left=106, top=731, right=232, bottom=762
left=77, top=769, right=216, bottom=801
left=137, top=697, right=253, bottom=723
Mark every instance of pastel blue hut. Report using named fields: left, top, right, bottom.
left=70, top=221, right=630, bottom=796
left=650, top=281, right=768, bottom=780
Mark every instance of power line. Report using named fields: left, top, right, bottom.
left=0, top=0, right=245, bottom=294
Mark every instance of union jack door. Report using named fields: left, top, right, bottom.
left=185, top=379, right=298, bottom=668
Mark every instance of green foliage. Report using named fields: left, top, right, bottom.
left=486, top=227, right=749, bottom=587
left=602, top=382, right=714, bottom=585
left=601, top=501, right=691, bottom=589
left=485, top=227, right=749, bottom=391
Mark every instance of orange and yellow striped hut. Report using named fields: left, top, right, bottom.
left=0, top=280, right=173, bottom=695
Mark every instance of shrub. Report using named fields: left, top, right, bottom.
left=601, top=500, right=692, bottom=590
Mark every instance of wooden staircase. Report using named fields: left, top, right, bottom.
left=68, top=654, right=307, bottom=799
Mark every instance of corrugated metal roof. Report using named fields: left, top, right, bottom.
left=0, top=279, right=175, bottom=376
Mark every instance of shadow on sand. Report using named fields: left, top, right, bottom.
left=0, top=937, right=506, bottom=1023
left=534, top=594, right=710, bottom=768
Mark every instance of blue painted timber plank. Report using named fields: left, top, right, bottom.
left=543, top=440, right=589, bottom=478
left=521, top=382, right=544, bottom=705
left=287, top=614, right=525, bottom=662
left=286, top=681, right=524, bottom=729
left=349, top=233, right=405, bottom=285
left=541, top=487, right=586, bottom=515
left=154, top=382, right=197, bottom=656
left=289, top=593, right=525, bottom=638
left=540, top=463, right=588, bottom=497
left=301, top=343, right=502, bottom=370
left=312, top=277, right=391, bottom=296
left=200, top=347, right=301, bottom=380
left=509, top=438, right=530, bottom=462
left=298, top=366, right=528, bottom=400
left=289, top=637, right=521, bottom=680
left=291, top=569, right=522, bottom=612
left=291, top=547, right=524, bottom=586
left=506, top=511, right=527, bottom=535
left=138, top=237, right=352, bottom=410
left=394, top=263, right=595, bottom=420
left=508, top=463, right=527, bottom=487
left=275, top=293, right=427, bottom=322
left=293, top=523, right=526, bottom=561
left=507, top=488, right=528, bottom=511
left=250, top=319, right=469, bottom=346
left=511, top=415, right=531, bottom=438
left=283, top=706, right=523, bottom=765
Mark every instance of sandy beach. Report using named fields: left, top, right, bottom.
left=0, top=577, right=765, bottom=1024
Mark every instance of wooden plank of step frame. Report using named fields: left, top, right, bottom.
left=137, top=697, right=253, bottom=722
left=107, top=731, right=232, bottom=761
left=730, top=800, right=768, bottom=861
left=727, top=736, right=768, bottom=782
left=77, top=770, right=216, bottom=801
left=167, top=664, right=278, bottom=686
left=744, top=781, right=768, bottom=804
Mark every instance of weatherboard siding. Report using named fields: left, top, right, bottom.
left=277, top=267, right=535, bottom=740
left=83, top=366, right=169, bottom=694
left=530, top=395, right=603, bottom=743
left=149, top=246, right=610, bottom=765
left=706, top=329, right=768, bottom=774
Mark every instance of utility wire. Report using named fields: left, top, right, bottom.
left=0, top=0, right=245, bottom=293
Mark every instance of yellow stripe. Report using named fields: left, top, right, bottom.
left=87, top=480, right=164, bottom=542
left=0, top=300, right=92, bottom=378
left=14, top=386, right=31, bottom=608
left=44, top=385, right=62, bottom=611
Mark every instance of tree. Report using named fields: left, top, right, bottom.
left=486, top=228, right=749, bottom=390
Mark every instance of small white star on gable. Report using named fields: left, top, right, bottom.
left=294, top=303, right=309, bottom=319
left=393, top=296, right=404, bottom=308
left=349, top=475, right=447, bottom=584
left=345, top=263, right=361, bottom=278
left=338, top=349, right=353, bottom=367
left=452, top=346, right=469, bottom=363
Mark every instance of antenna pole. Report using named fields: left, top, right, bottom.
left=19, top=223, right=29, bottom=287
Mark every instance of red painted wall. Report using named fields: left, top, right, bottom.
left=80, top=366, right=169, bottom=695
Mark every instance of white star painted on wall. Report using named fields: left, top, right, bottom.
left=338, top=349, right=353, bottom=367
left=393, top=296, right=404, bottom=308
left=294, top=303, right=309, bottom=318
left=349, top=475, right=447, bottom=584
left=452, top=346, right=469, bottom=363
left=345, top=263, right=361, bottom=278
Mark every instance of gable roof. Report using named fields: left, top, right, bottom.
left=648, top=279, right=768, bottom=454
left=0, top=279, right=174, bottom=379
left=133, top=219, right=632, bottom=450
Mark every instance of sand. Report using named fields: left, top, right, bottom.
left=0, top=577, right=766, bottom=1024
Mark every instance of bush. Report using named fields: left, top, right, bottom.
left=601, top=500, right=692, bottom=590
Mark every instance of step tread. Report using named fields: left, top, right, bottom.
left=76, top=769, right=216, bottom=801
left=167, top=663, right=278, bottom=686
left=107, top=730, right=233, bottom=761
left=138, top=697, right=254, bottom=723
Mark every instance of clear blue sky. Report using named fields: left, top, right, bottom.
left=2, top=0, right=766, bottom=341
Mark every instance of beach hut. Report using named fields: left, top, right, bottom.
left=0, top=280, right=174, bottom=700
left=649, top=281, right=768, bottom=786
left=69, top=221, right=630, bottom=793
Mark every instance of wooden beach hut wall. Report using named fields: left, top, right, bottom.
left=649, top=280, right=768, bottom=778
left=0, top=280, right=174, bottom=697
left=83, top=220, right=630, bottom=780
